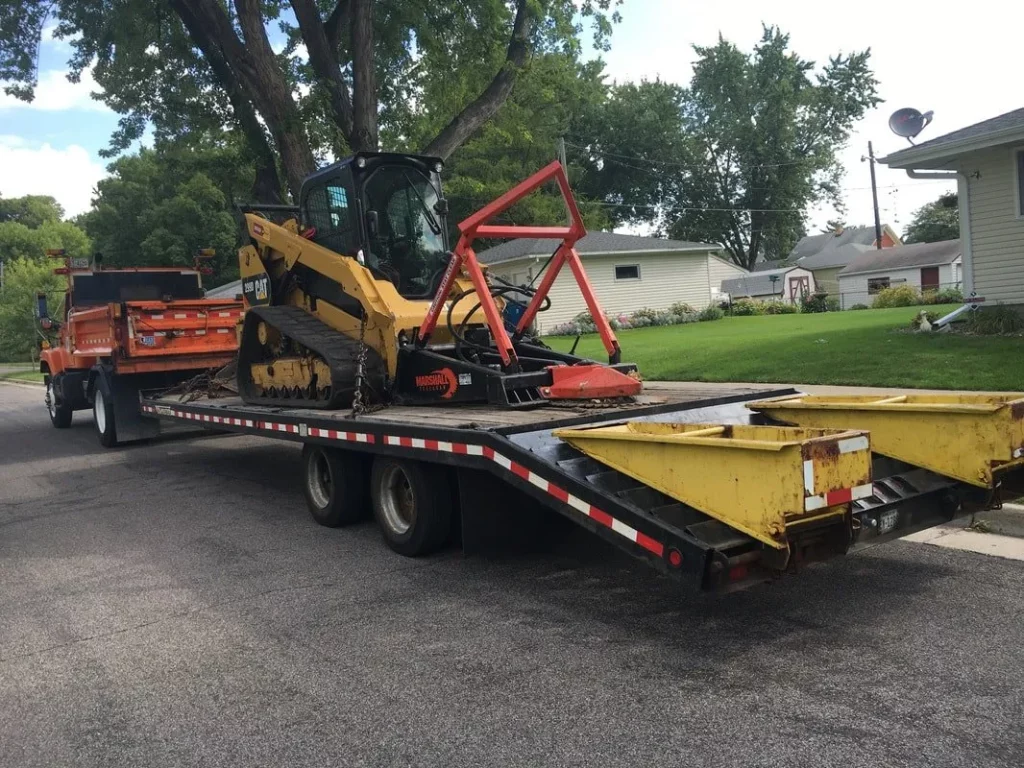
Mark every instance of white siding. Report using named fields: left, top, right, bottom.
left=492, top=250, right=723, bottom=333
left=837, top=260, right=960, bottom=309
left=725, top=267, right=816, bottom=303
left=959, top=146, right=1024, bottom=305
left=706, top=255, right=747, bottom=302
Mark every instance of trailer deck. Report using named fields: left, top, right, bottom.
left=139, top=382, right=977, bottom=593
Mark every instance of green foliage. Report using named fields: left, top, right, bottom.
left=924, top=287, right=964, bottom=305
left=800, top=292, right=829, bottom=313
left=825, top=297, right=841, bottom=312
left=0, top=195, right=64, bottom=228
left=80, top=142, right=250, bottom=284
left=698, top=304, right=725, bottom=321
left=872, top=284, right=921, bottom=308
left=669, top=301, right=695, bottom=315
left=0, top=257, right=64, bottom=361
left=729, top=299, right=763, bottom=316
left=0, top=219, right=91, bottom=264
left=904, top=192, right=960, bottom=244
left=761, top=300, right=799, bottom=315
left=967, top=306, right=1024, bottom=335
left=909, top=310, right=939, bottom=329
left=666, top=26, right=880, bottom=267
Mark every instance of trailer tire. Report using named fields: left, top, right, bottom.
left=93, top=386, right=117, bottom=448
left=371, top=457, right=451, bottom=556
left=46, top=376, right=73, bottom=428
left=301, top=444, right=369, bottom=527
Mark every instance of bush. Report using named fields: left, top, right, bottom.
left=800, top=292, right=829, bottom=313
left=966, top=306, right=1024, bottom=335
left=825, top=297, right=841, bottom=312
left=872, top=284, right=921, bottom=308
left=759, top=300, right=798, bottom=315
left=669, top=301, right=696, bottom=315
left=629, top=307, right=660, bottom=324
left=909, top=309, right=940, bottom=329
left=923, top=287, right=964, bottom=305
left=849, top=303, right=869, bottom=310
left=698, top=305, right=725, bottom=322
left=730, top=299, right=763, bottom=316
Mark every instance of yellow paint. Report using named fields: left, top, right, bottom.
left=250, top=356, right=332, bottom=393
left=239, top=214, right=483, bottom=379
left=748, top=393, right=1024, bottom=488
left=553, top=422, right=871, bottom=549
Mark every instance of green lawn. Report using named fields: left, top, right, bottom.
left=547, top=305, right=1024, bottom=390
left=0, top=370, right=44, bottom=383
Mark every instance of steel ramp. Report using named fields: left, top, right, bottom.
left=553, top=422, right=872, bottom=551
left=747, top=393, right=1024, bottom=489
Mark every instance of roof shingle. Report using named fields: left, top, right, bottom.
left=839, top=239, right=962, bottom=276
left=476, top=231, right=714, bottom=265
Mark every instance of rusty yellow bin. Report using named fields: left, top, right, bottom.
left=553, top=422, right=872, bottom=549
left=748, top=393, right=1024, bottom=489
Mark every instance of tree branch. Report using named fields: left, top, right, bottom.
left=325, top=0, right=351, bottom=52
left=421, top=0, right=532, bottom=159
left=349, top=0, right=377, bottom=151
left=290, top=0, right=354, bottom=141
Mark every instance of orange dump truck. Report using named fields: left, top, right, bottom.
left=38, top=252, right=243, bottom=446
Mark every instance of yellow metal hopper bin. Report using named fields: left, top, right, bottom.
left=747, top=393, right=1024, bottom=489
left=553, top=422, right=871, bottom=550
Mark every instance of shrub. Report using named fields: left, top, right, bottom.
left=924, top=287, right=964, bottom=305
left=800, top=292, right=829, bottom=313
left=872, top=284, right=921, bottom=308
left=629, top=307, right=660, bottom=324
left=669, top=301, right=696, bottom=315
left=966, top=306, right=1024, bottom=335
left=760, top=300, right=798, bottom=315
left=849, top=303, right=869, bottom=310
left=549, top=321, right=581, bottom=336
left=909, top=309, right=940, bottom=329
left=825, top=297, right=841, bottom=312
left=730, top=299, right=763, bottom=316
left=698, top=305, right=725, bottom=322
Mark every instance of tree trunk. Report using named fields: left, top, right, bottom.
left=349, top=0, right=377, bottom=151
left=422, top=0, right=532, bottom=159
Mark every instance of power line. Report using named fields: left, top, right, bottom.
left=564, top=140, right=812, bottom=171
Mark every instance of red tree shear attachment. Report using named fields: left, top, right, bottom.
left=417, top=160, right=640, bottom=400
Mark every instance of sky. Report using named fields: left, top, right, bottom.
left=0, top=0, right=1021, bottom=239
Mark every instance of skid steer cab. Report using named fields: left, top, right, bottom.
left=237, top=152, right=641, bottom=410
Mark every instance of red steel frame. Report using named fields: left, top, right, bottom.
left=417, top=160, right=622, bottom=371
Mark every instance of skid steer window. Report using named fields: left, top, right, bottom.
left=363, top=166, right=448, bottom=299
left=306, top=182, right=357, bottom=256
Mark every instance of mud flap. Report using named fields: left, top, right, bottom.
left=92, top=367, right=163, bottom=444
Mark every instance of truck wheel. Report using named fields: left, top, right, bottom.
left=93, top=387, right=117, bottom=448
left=301, top=444, right=369, bottom=527
left=371, top=457, right=451, bottom=556
left=46, top=377, right=73, bottom=428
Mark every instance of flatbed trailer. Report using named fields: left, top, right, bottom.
left=137, top=382, right=986, bottom=593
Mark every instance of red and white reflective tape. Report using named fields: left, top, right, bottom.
left=140, top=405, right=666, bottom=559
left=803, top=434, right=873, bottom=511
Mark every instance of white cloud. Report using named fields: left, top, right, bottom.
left=0, top=67, right=110, bottom=112
left=0, top=137, right=106, bottom=217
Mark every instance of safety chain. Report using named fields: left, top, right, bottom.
left=351, top=316, right=369, bottom=415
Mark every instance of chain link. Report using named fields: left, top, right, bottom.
left=351, top=316, right=368, bottom=415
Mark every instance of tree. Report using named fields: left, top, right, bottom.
left=2, top=0, right=623, bottom=201
left=0, top=195, right=64, bottom=228
left=665, top=26, right=880, bottom=268
left=80, top=142, right=247, bottom=284
left=0, top=195, right=91, bottom=266
left=0, top=257, right=64, bottom=361
left=903, top=192, right=959, bottom=244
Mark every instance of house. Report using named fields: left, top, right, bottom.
left=836, top=240, right=962, bottom=309
left=796, top=243, right=872, bottom=295
left=476, top=232, right=744, bottom=333
left=206, top=279, right=242, bottom=299
left=787, top=224, right=901, bottom=262
left=720, top=265, right=816, bottom=304
left=880, top=107, right=1024, bottom=308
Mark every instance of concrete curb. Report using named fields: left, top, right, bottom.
left=0, top=378, right=44, bottom=390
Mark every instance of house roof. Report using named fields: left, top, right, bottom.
left=798, top=243, right=871, bottom=270
left=721, top=266, right=801, bottom=297
left=839, top=239, right=962, bottom=276
left=476, top=231, right=714, bottom=266
left=206, top=279, right=242, bottom=298
left=788, top=225, right=896, bottom=261
left=751, top=259, right=796, bottom=272
left=881, top=108, right=1024, bottom=169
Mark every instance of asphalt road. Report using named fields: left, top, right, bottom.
left=2, top=383, right=1023, bottom=767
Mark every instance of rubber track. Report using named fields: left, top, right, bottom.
left=237, top=305, right=385, bottom=410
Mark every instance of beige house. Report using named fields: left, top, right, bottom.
left=881, top=107, right=1024, bottom=307
left=837, top=240, right=963, bottom=309
left=477, top=232, right=744, bottom=333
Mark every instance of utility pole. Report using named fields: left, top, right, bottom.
left=867, top=141, right=883, bottom=250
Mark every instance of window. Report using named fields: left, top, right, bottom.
left=615, top=264, right=641, bottom=280
left=1016, top=149, right=1024, bottom=217
left=305, top=180, right=358, bottom=256
left=867, top=277, right=890, bottom=294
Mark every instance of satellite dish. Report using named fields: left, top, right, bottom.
left=889, top=108, right=934, bottom=144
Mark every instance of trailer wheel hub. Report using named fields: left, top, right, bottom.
left=378, top=464, right=416, bottom=535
